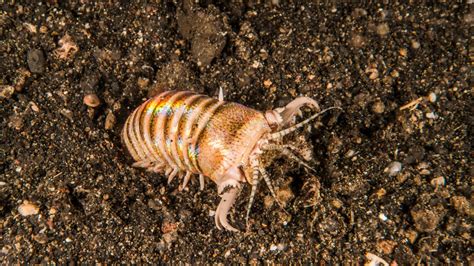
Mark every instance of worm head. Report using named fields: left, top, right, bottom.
left=264, top=97, right=320, bottom=130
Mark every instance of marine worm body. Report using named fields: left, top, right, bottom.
left=122, top=90, right=334, bottom=232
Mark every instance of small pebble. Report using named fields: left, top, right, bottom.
left=428, top=92, right=437, bottom=103
left=430, top=176, right=445, bottom=187
left=376, top=23, right=390, bottom=36
left=87, top=108, right=95, bottom=119
left=276, top=186, right=294, bottom=207
left=27, top=49, right=46, bottom=73
left=331, top=199, right=343, bottom=209
left=384, top=161, right=402, bottom=177
left=352, top=8, right=367, bottom=18
left=49, top=208, right=57, bottom=215
left=420, top=169, right=431, bottom=175
left=137, top=77, right=150, bottom=89
left=417, top=162, right=429, bottom=169
left=372, top=101, right=385, bottom=114
left=377, top=240, right=397, bottom=255
left=251, top=60, right=261, bottom=69
left=105, top=112, right=116, bottom=130
left=412, top=40, right=421, bottom=49
left=391, top=70, right=400, bottom=78
left=148, top=199, right=161, bottom=211
left=18, top=200, right=39, bottom=216
left=379, top=213, right=388, bottom=221
left=8, top=114, right=23, bottom=130
left=14, top=68, right=31, bottom=92
left=259, top=49, right=269, bottom=60
left=161, top=220, right=178, bottom=234
left=328, top=136, right=343, bottom=154
left=60, top=109, right=74, bottom=121
left=83, top=94, right=101, bottom=107
left=375, top=188, right=387, bottom=198
left=345, top=149, right=355, bottom=158
left=112, top=101, right=121, bottom=112
left=33, top=233, right=48, bottom=244
left=0, top=85, right=15, bottom=100
left=426, top=112, right=438, bottom=119
left=406, top=230, right=418, bottom=244
left=39, top=25, right=47, bottom=33
left=368, top=69, right=379, bottom=80
left=263, top=79, right=272, bottom=88
left=30, top=101, right=40, bottom=112
left=399, top=48, right=408, bottom=57
left=23, top=22, right=36, bottom=33
left=162, top=232, right=177, bottom=244
left=351, top=34, right=366, bottom=48
left=279, top=211, right=292, bottom=226
left=450, top=196, right=472, bottom=216
left=411, top=208, right=443, bottom=232
left=366, top=253, right=389, bottom=266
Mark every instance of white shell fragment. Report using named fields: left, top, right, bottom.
left=384, top=161, right=402, bottom=177
left=428, top=92, right=437, bottom=103
left=426, top=112, right=438, bottom=119
left=366, top=252, right=389, bottom=266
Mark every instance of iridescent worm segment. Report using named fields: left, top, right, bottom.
left=122, top=89, right=338, bottom=232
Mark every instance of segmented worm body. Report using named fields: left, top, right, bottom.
left=122, top=90, right=336, bottom=232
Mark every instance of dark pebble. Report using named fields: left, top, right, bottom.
left=27, top=49, right=46, bottom=73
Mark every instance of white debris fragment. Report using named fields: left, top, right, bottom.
left=426, top=112, right=438, bottom=119
left=365, top=252, right=389, bottom=266
left=384, top=161, right=402, bottom=177
left=428, top=92, right=437, bottom=103
left=430, top=176, right=445, bottom=187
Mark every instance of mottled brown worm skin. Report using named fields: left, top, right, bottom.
left=122, top=89, right=337, bottom=232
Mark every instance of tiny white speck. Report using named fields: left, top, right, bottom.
left=379, top=213, right=388, bottom=221
left=270, top=244, right=278, bottom=251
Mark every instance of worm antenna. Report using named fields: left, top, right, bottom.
left=269, top=107, right=342, bottom=140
